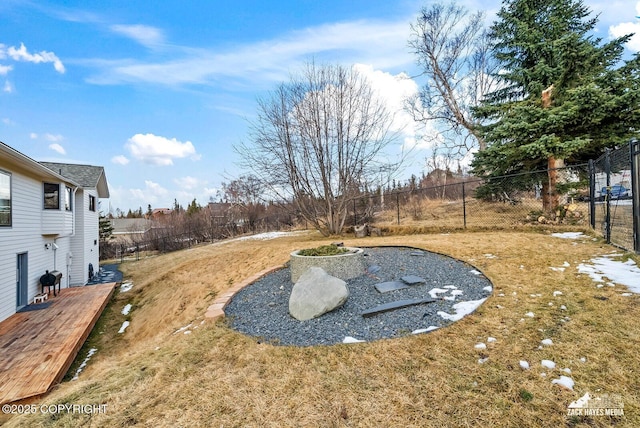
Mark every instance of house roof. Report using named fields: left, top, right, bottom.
left=109, top=218, right=151, bottom=234
left=1, top=142, right=77, bottom=185
left=40, top=162, right=110, bottom=198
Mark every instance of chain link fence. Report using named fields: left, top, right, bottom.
left=349, top=165, right=592, bottom=232
left=589, top=141, right=639, bottom=253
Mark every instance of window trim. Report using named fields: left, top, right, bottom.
left=0, top=169, right=11, bottom=227
left=65, top=186, right=73, bottom=211
left=43, top=182, right=60, bottom=210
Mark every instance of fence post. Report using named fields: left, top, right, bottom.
left=462, top=181, right=467, bottom=229
left=631, top=139, right=640, bottom=253
left=605, top=148, right=611, bottom=244
left=588, top=159, right=596, bottom=230
left=396, top=192, right=400, bottom=225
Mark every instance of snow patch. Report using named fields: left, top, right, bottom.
left=71, top=348, right=97, bottom=381
left=474, top=343, right=487, bottom=350
left=412, top=326, right=440, bottom=334
left=118, top=321, right=130, bottom=334
left=343, top=336, right=365, bottom=344
left=120, top=282, right=133, bottom=292
left=519, top=360, right=530, bottom=370
left=541, top=339, right=553, bottom=346
left=121, top=304, right=132, bottom=316
left=552, top=375, right=575, bottom=390
left=577, top=256, right=640, bottom=292
left=541, top=359, right=556, bottom=369
left=437, top=298, right=487, bottom=322
left=551, top=232, right=585, bottom=239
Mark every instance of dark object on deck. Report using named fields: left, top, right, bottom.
left=362, top=298, right=435, bottom=318
left=17, top=302, right=52, bottom=313
left=40, top=270, right=62, bottom=296
left=88, top=263, right=94, bottom=280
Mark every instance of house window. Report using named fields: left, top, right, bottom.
left=44, top=183, right=60, bottom=209
left=89, top=195, right=96, bottom=212
left=0, top=170, right=10, bottom=227
left=65, top=186, right=73, bottom=211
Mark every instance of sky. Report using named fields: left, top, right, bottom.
left=1, top=0, right=639, bottom=213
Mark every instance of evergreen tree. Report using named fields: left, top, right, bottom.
left=99, top=213, right=114, bottom=242
left=472, top=0, right=640, bottom=209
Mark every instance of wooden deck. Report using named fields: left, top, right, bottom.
left=0, top=283, right=116, bottom=404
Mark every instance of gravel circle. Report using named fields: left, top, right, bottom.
left=224, top=246, right=493, bottom=346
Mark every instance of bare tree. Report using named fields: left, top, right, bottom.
left=221, top=175, right=266, bottom=232
left=237, top=62, right=399, bottom=236
left=408, top=2, right=497, bottom=154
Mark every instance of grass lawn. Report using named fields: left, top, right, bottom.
left=3, top=229, right=639, bottom=427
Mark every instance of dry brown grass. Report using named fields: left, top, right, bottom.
left=3, top=230, right=640, bottom=427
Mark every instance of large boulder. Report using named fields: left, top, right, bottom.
left=289, top=267, right=349, bottom=321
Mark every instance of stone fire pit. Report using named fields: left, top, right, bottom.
left=289, top=247, right=364, bottom=282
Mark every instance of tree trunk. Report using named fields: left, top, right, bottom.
left=543, top=156, right=564, bottom=213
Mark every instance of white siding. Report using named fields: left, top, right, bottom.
left=68, top=189, right=100, bottom=286
left=0, top=171, right=56, bottom=321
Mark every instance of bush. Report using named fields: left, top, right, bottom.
left=298, top=244, right=349, bottom=257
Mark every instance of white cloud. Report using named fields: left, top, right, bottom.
left=5, top=43, right=65, bottom=73
left=48, top=143, right=66, bottom=155
left=609, top=20, right=640, bottom=51
left=125, top=133, right=199, bottom=166
left=30, top=132, right=38, bottom=139
left=129, top=180, right=168, bottom=204
left=110, top=24, right=165, bottom=48
left=0, top=65, right=12, bottom=75
left=44, top=133, right=64, bottom=142
left=174, top=176, right=201, bottom=190
left=86, top=18, right=413, bottom=86
left=111, top=155, right=130, bottom=165
left=3, top=80, right=12, bottom=93
left=1, top=118, right=14, bottom=125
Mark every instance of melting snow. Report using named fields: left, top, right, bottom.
left=429, top=288, right=449, bottom=298
left=412, top=326, right=440, bottom=334
left=541, top=360, right=556, bottom=369
left=72, top=348, right=97, bottom=381
left=173, top=324, right=192, bottom=334
left=343, top=336, right=365, bottom=344
left=552, top=375, right=575, bottom=390
left=551, top=232, right=585, bottom=239
left=578, top=256, right=640, bottom=293
left=525, top=312, right=535, bottom=318
left=519, top=361, right=530, bottom=370
left=121, top=304, right=132, bottom=315
left=437, top=298, right=487, bottom=322
left=475, top=343, right=487, bottom=350
left=487, top=337, right=497, bottom=343
left=541, top=339, right=553, bottom=346
left=120, top=282, right=133, bottom=292
left=118, top=321, right=130, bottom=334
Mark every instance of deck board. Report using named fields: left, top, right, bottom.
left=0, top=283, right=115, bottom=404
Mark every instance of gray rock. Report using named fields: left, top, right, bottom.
left=289, top=267, right=349, bottom=321
left=374, top=281, right=409, bottom=293
left=401, top=275, right=426, bottom=285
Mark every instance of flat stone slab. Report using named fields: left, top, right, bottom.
left=374, top=281, right=409, bottom=293
left=367, top=265, right=381, bottom=274
left=401, top=275, right=426, bottom=285
left=362, top=298, right=436, bottom=318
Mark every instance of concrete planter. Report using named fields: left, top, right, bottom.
left=289, top=247, right=365, bottom=283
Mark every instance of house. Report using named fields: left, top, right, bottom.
left=108, top=217, right=152, bottom=244
left=0, top=142, right=109, bottom=323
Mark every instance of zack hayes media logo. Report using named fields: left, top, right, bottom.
left=567, top=393, right=624, bottom=417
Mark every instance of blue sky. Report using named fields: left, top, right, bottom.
left=1, top=0, right=639, bottom=213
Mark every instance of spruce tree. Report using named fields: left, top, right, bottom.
left=472, top=0, right=640, bottom=210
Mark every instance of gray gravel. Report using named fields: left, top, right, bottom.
left=224, top=246, right=493, bottom=346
